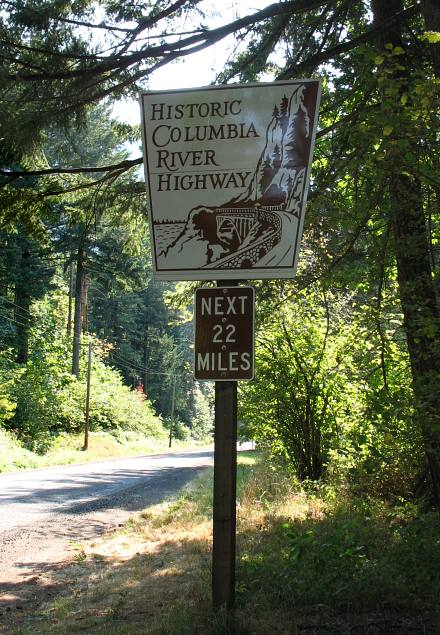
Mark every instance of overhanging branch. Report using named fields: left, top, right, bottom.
left=0, top=157, right=143, bottom=181
left=6, top=0, right=332, bottom=82
left=277, top=3, right=420, bottom=79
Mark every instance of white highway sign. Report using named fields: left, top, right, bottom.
left=140, top=80, right=321, bottom=281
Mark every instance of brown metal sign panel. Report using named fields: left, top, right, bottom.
left=194, top=286, right=255, bottom=381
left=140, top=79, right=321, bottom=281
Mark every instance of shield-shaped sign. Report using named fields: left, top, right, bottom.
left=140, top=79, right=321, bottom=281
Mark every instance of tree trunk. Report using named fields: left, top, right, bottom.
left=372, top=0, right=440, bottom=506
left=420, top=0, right=440, bottom=77
left=81, top=271, right=88, bottom=334
left=67, top=263, right=73, bottom=337
left=14, top=247, right=31, bottom=364
left=72, top=245, right=84, bottom=377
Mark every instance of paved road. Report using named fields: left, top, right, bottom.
left=0, top=447, right=214, bottom=592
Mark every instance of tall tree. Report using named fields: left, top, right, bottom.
left=370, top=0, right=440, bottom=503
left=1, top=0, right=440, bottom=499
left=0, top=227, right=55, bottom=363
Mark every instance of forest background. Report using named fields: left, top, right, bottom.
left=0, top=0, right=440, bottom=512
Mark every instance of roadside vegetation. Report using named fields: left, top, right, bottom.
left=0, top=427, right=198, bottom=473
left=0, top=245, right=213, bottom=471
left=0, top=308, right=212, bottom=472
left=7, top=451, right=439, bottom=634
left=1, top=1, right=439, bottom=502
left=1, top=2, right=440, bottom=630
left=0, top=110, right=213, bottom=470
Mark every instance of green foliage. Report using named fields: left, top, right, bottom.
left=165, top=418, right=190, bottom=442
left=189, top=383, right=213, bottom=441
left=0, top=102, right=194, bottom=453
left=240, top=287, right=348, bottom=480
left=422, top=31, right=440, bottom=44
left=0, top=427, right=39, bottom=472
left=1, top=0, right=439, bottom=505
left=239, top=280, right=423, bottom=495
left=87, top=362, right=165, bottom=438
left=4, top=287, right=166, bottom=450
left=0, top=350, right=21, bottom=426
left=239, top=492, right=440, bottom=615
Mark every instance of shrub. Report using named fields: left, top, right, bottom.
left=7, top=292, right=166, bottom=448
left=0, top=350, right=22, bottom=427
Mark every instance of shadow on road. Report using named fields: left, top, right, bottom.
left=0, top=451, right=214, bottom=511
left=0, top=522, right=213, bottom=634
left=0, top=461, right=212, bottom=615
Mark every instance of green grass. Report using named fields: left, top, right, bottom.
left=5, top=451, right=440, bottom=634
left=237, top=496, right=440, bottom=621
left=0, top=427, right=39, bottom=471
left=0, top=428, right=205, bottom=473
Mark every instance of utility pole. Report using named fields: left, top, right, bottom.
left=168, top=374, right=176, bottom=448
left=83, top=342, right=92, bottom=451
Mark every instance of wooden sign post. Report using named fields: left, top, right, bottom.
left=140, top=78, right=321, bottom=612
left=213, top=377, right=238, bottom=609
left=194, top=283, right=254, bottom=609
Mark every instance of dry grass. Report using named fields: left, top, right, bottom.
left=9, top=469, right=216, bottom=635
left=9, top=453, right=305, bottom=634
left=6, top=452, right=440, bottom=634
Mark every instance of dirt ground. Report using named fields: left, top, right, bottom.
left=0, top=459, right=210, bottom=633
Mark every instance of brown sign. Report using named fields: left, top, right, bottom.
left=194, top=287, right=254, bottom=381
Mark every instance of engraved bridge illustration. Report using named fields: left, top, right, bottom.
left=205, top=207, right=283, bottom=269
left=216, top=212, right=257, bottom=243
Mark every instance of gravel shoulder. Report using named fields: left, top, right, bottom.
left=0, top=448, right=213, bottom=627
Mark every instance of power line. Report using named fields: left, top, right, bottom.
left=0, top=316, right=185, bottom=379
left=108, top=355, right=179, bottom=379
left=109, top=351, right=179, bottom=377
left=0, top=305, right=189, bottom=377
left=0, top=296, right=32, bottom=315
left=0, top=308, right=30, bottom=330
left=0, top=279, right=192, bottom=378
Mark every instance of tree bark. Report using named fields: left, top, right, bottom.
left=72, top=245, right=84, bottom=377
left=372, top=0, right=440, bottom=506
left=81, top=270, right=88, bottom=334
left=67, top=263, right=73, bottom=337
left=420, top=0, right=440, bottom=77
left=14, top=248, right=31, bottom=364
